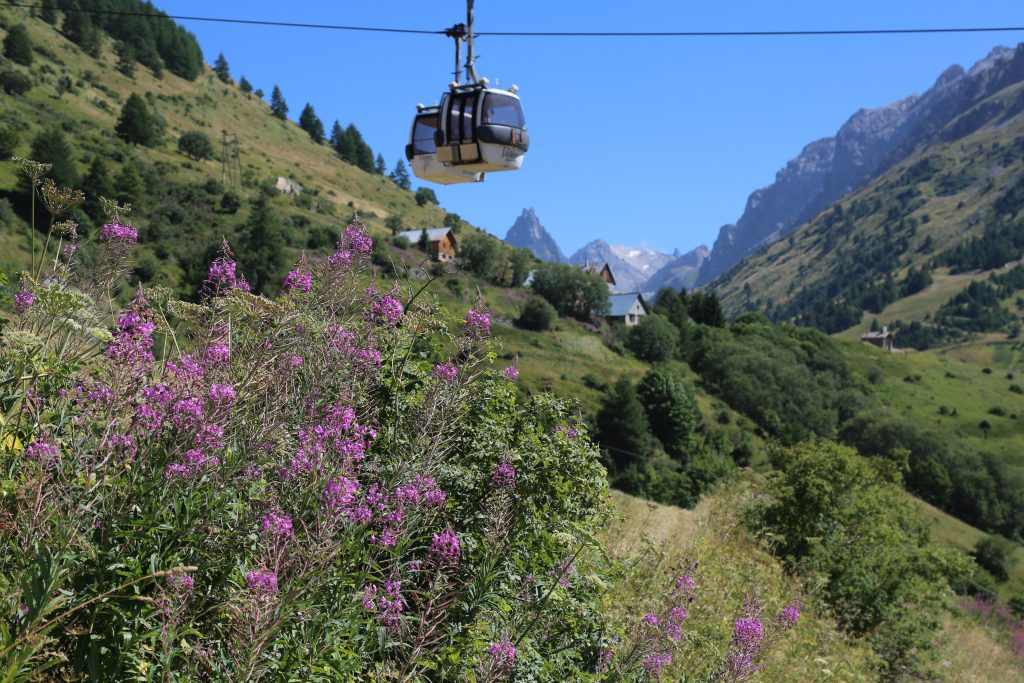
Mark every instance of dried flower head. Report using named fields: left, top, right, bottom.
left=39, top=178, right=85, bottom=216
left=11, top=157, right=51, bottom=183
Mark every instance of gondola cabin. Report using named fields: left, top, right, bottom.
left=407, top=84, right=529, bottom=185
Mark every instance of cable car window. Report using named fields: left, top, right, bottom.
left=483, top=93, right=525, bottom=128
left=412, top=114, right=437, bottom=154
left=448, top=96, right=463, bottom=142
left=462, top=94, right=475, bottom=140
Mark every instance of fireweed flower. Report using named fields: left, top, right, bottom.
left=464, top=309, right=491, bottom=338
left=325, top=476, right=360, bottom=509
left=434, top=362, right=458, bottom=381
left=642, top=652, right=672, bottom=680
left=642, top=612, right=659, bottom=627
left=328, top=248, right=352, bottom=268
left=167, top=573, right=195, bottom=593
left=245, top=570, right=279, bottom=595
left=105, top=311, right=155, bottom=369
left=430, top=528, right=461, bottom=565
left=778, top=604, right=800, bottom=627
left=204, top=343, right=230, bottom=365
left=13, top=284, right=34, bottom=311
left=204, top=255, right=250, bottom=294
left=503, top=365, right=519, bottom=381
left=486, top=640, right=516, bottom=671
left=555, top=559, right=575, bottom=587
left=25, top=437, right=59, bottom=463
left=492, top=461, right=516, bottom=487
left=98, top=220, right=138, bottom=244
left=344, top=223, right=373, bottom=254
left=361, top=584, right=378, bottom=610
left=555, top=424, right=579, bottom=439
left=207, top=383, right=236, bottom=404
left=368, top=294, right=403, bottom=327
left=261, top=512, right=294, bottom=538
left=282, top=269, right=312, bottom=293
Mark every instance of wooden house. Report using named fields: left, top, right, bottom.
left=584, top=262, right=617, bottom=288
left=860, top=326, right=895, bottom=351
left=398, top=228, right=458, bottom=262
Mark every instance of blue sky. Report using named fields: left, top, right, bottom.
left=160, top=1, right=1024, bottom=256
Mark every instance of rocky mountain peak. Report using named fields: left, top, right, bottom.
left=504, top=208, right=565, bottom=263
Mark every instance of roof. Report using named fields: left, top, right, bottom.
left=607, top=292, right=647, bottom=317
left=397, top=228, right=454, bottom=243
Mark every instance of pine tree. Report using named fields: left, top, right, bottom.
left=3, top=24, right=33, bottom=66
left=596, top=379, right=654, bottom=471
left=29, top=128, right=78, bottom=189
left=115, top=162, right=147, bottom=208
left=238, top=194, right=286, bottom=294
left=331, top=121, right=356, bottom=163
left=39, top=0, right=57, bottom=24
left=389, top=160, right=411, bottom=190
left=298, top=103, right=324, bottom=144
left=270, top=85, right=288, bottom=120
left=239, top=76, right=253, bottom=94
left=116, top=94, right=157, bottom=146
left=115, top=41, right=135, bottom=77
left=213, top=52, right=231, bottom=83
left=62, top=10, right=102, bottom=58
left=375, top=154, right=386, bottom=175
left=345, top=124, right=375, bottom=172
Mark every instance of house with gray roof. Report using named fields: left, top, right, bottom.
left=606, top=292, right=649, bottom=327
left=397, top=228, right=458, bottom=262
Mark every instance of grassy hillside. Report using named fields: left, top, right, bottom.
left=607, top=486, right=1023, bottom=682
left=711, top=80, right=1024, bottom=342
left=0, top=5, right=448, bottom=292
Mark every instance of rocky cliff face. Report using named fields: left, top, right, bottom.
left=696, top=44, right=1024, bottom=286
left=503, top=207, right=565, bottom=262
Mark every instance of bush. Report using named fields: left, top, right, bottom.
left=626, top=315, right=679, bottom=362
left=3, top=23, right=33, bottom=65
left=0, top=126, right=18, bottom=158
left=415, top=187, right=438, bottom=206
left=0, top=204, right=796, bottom=679
left=636, top=367, right=699, bottom=459
left=116, top=93, right=158, bottom=147
left=219, top=190, right=242, bottom=214
left=529, top=262, right=610, bottom=321
left=757, top=440, right=971, bottom=676
left=973, top=535, right=1017, bottom=582
left=177, top=130, right=215, bottom=160
left=517, top=295, right=556, bottom=331
left=0, top=68, right=31, bottom=95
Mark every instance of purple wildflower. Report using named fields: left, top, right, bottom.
left=642, top=612, right=659, bottom=627
left=13, top=284, right=34, bottom=311
left=464, top=309, right=491, bottom=338
left=204, top=255, right=250, bottom=294
left=245, top=570, right=279, bottom=595
left=344, top=223, right=373, bottom=254
left=208, top=383, right=236, bottom=403
left=167, top=573, right=195, bottom=593
left=328, top=249, right=352, bottom=268
left=25, top=437, right=59, bottom=463
left=105, top=311, right=155, bottom=370
left=434, top=362, right=458, bottom=381
left=361, top=584, right=378, bottom=610
left=260, top=512, right=294, bottom=538
left=492, top=461, right=516, bottom=487
left=642, top=652, right=672, bottom=680
left=430, top=528, right=461, bottom=565
left=503, top=365, right=519, bottom=381
left=368, top=294, right=403, bottom=326
left=779, top=604, right=800, bottom=627
left=282, top=269, right=312, bottom=293
left=486, top=639, right=516, bottom=671
left=325, top=476, right=360, bottom=509
left=732, top=618, right=764, bottom=647
left=204, top=343, right=230, bottom=365
left=98, top=221, right=138, bottom=244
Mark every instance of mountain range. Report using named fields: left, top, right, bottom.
left=695, top=44, right=1024, bottom=286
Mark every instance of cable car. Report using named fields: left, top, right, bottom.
left=407, top=82, right=529, bottom=185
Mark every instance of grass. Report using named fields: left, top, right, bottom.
left=606, top=486, right=1024, bottom=681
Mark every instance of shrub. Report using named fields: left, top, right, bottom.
left=220, top=190, right=242, bottom=214
left=636, top=367, right=699, bottom=459
left=517, top=295, right=556, bottom=331
left=415, top=187, right=437, bottom=206
left=3, top=23, right=32, bottom=65
left=626, top=314, right=679, bottom=362
left=0, top=68, right=31, bottom=95
left=116, top=93, right=158, bottom=147
left=177, top=130, right=215, bottom=160
left=529, top=262, right=610, bottom=321
left=0, top=126, right=18, bottom=158
left=974, top=535, right=1018, bottom=582
left=757, top=440, right=971, bottom=676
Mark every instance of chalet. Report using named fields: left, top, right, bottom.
left=860, top=326, right=895, bottom=351
left=398, top=228, right=458, bottom=262
left=607, top=292, right=649, bottom=327
left=583, top=262, right=617, bottom=289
